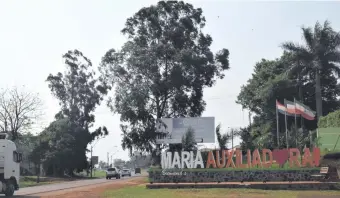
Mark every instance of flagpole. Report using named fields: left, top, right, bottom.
left=285, top=104, right=288, bottom=149
left=276, top=100, right=280, bottom=148
left=294, top=98, right=298, bottom=147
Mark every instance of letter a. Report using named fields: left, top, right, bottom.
left=206, top=151, right=217, bottom=168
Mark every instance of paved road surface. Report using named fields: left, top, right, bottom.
left=10, top=174, right=141, bottom=197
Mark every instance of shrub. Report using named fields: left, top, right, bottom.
left=318, top=110, right=340, bottom=128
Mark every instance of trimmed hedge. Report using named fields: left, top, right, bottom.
left=318, top=110, right=340, bottom=128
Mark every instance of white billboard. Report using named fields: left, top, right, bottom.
left=156, top=117, right=215, bottom=144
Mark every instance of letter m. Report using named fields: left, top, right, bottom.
left=161, top=152, right=172, bottom=169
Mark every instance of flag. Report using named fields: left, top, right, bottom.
left=276, top=100, right=290, bottom=148
left=276, top=100, right=287, bottom=115
left=284, top=99, right=301, bottom=116
left=295, top=100, right=316, bottom=120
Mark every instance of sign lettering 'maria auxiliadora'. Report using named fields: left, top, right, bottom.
left=161, top=148, right=320, bottom=169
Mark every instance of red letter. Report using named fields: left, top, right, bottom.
left=313, top=147, right=320, bottom=167
left=289, top=148, right=301, bottom=168
left=226, top=150, right=236, bottom=168
left=206, top=151, right=217, bottom=168
left=252, top=149, right=262, bottom=167
left=236, top=149, right=247, bottom=168
left=216, top=150, right=226, bottom=168
left=302, top=148, right=314, bottom=167
left=262, top=149, right=273, bottom=168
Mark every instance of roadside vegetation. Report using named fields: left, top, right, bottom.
left=20, top=176, right=56, bottom=188
left=74, top=170, right=107, bottom=179
left=20, top=170, right=106, bottom=188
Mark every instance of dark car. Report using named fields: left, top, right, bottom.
left=135, top=168, right=141, bottom=174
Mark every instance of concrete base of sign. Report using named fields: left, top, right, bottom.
left=146, top=181, right=340, bottom=190
left=149, top=169, right=321, bottom=183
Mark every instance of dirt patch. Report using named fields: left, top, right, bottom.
left=34, top=177, right=146, bottom=198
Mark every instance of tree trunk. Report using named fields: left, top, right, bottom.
left=152, top=148, right=161, bottom=167
left=36, top=164, right=40, bottom=183
left=315, top=68, right=323, bottom=119
left=53, top=164, right=57, bottom=177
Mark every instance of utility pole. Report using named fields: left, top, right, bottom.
left=107, top=146, right=119, bottom=168
left=231, top=128, right=234, bottom=149
left=89, top=137, right=103, bottom=177
left=107, top=152, right=109, bottom=168
left=90, top=146, right=93, bottom=178
left=249, top=111, right=252, bottom=127
left=228, top=127, right=234, bottom=149
left=37, top=138, right=41, bottom=183
left=110, top=155, right=113, bottom=167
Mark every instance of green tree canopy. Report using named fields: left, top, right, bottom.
left=31, top=119, right=78, bottom=176
left=181, top=127, right=197, bottom=151
left=237, top=21, right=340, bottom=150
left=237, top=47, right=340, bottom=149
left=42, top=49, right=109, bottom=175
left=282, top=20, right=340, bottom=117
left=318, top=110, right=340, bottom=128
left=237, top=53, right=295, bottom=148
left=99, top=1, right=229, bottom=157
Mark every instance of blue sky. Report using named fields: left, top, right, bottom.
left=0, top=0, right=339, bottom=162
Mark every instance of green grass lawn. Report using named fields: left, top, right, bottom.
left=19, top=170, right=107, bottom=188
left=92, top=169, right=106, bottom=178
left=104, top=185, right=340, bottom=198
left=20, top=176, right=57, bottom=188
left=20, top=180, right=55, bottom=188
left=74, top=169, right=107, bottom=178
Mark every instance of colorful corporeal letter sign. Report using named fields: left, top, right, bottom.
left=161, top=151, right=204, bottom=169
left=161, top=148, right=320, bottom=169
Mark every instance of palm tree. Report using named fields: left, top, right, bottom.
left=215, top=124, right=231, bottom=150
left=282, top=20, right=340, bottom=118
left=181, top=127, right=197, bottom=151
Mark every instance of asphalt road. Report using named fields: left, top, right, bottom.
left=9, top=174, right=141, bottom=197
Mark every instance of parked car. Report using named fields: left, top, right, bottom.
left=121, top=169, right=132, bottom=177
left=106, top=167, right=121, bottom=179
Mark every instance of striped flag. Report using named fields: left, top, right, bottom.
left=276, top=100, right=287, bottom=115
left=295, top=100, right=316, bottom=120
left=284, top=99, right=301, bottom=116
